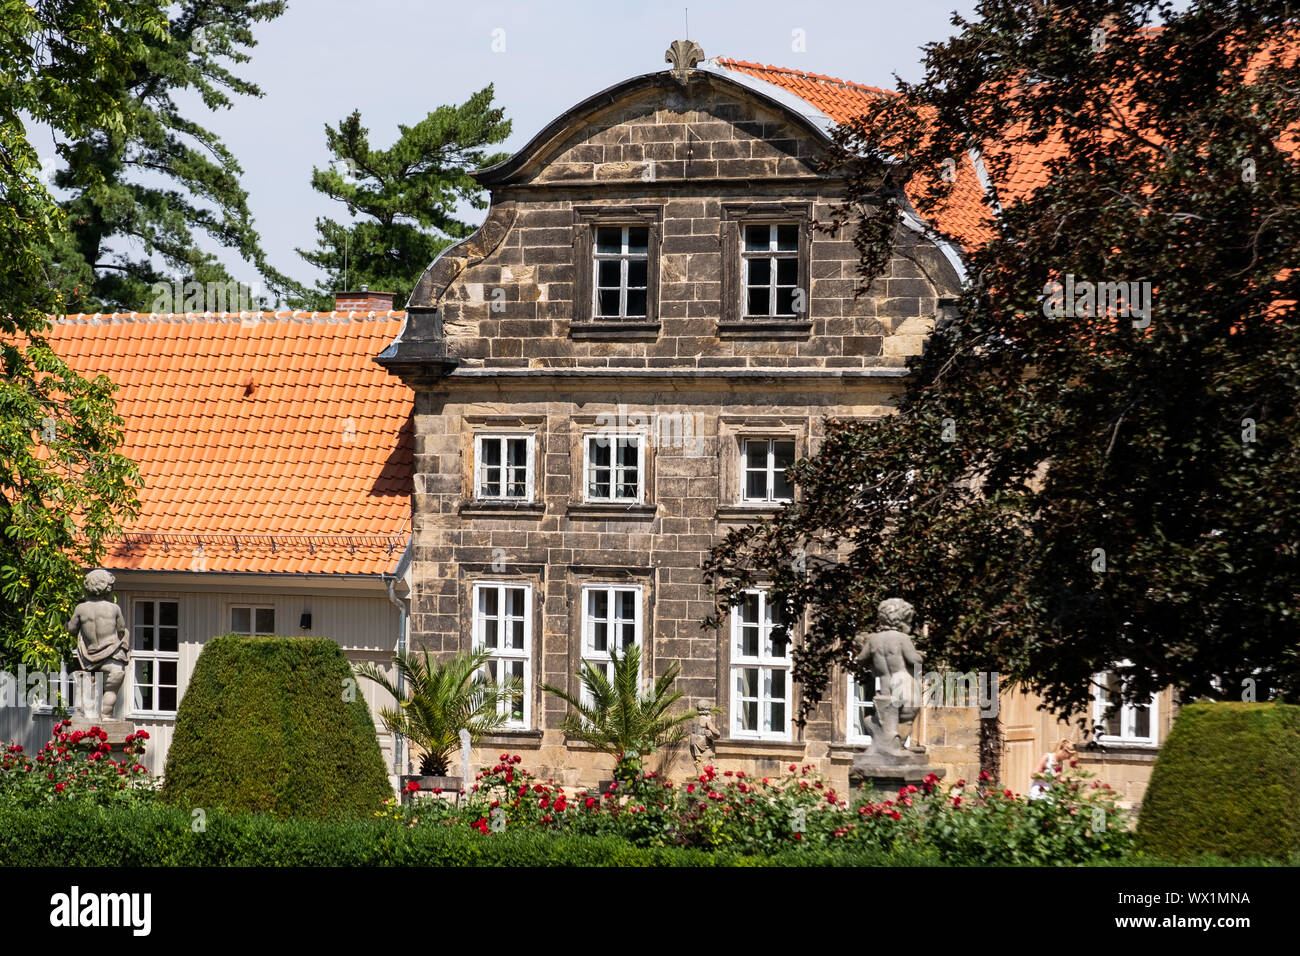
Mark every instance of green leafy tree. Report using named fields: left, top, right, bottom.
left=543, top=644, right=698, bottom=787
left=355, top=647, right=521, bottom=776
left=294, top=87, right=511, bottom=309
left=1, top=0, right=153, bottom=667
left=705, top=0, right=1300, bottom=731
left=44, top=0, right=294, bottom=312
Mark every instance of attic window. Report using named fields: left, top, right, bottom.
left=572, top=205, right=662, bottom=333
left=719, top=202, right=812, bottom=334
left=594, top=226, right=649, bottom=319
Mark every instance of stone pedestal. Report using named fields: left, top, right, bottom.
left=68, top=717, right=134, bottom=754
left=849, top=752, right=946, bottom=802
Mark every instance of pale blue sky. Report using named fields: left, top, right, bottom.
left=56, top=0, right=987, bottom=298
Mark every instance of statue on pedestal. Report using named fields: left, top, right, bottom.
left=855, top=597, right=927, bottom=758
left=65, top=569, right=129, bottom=720
left=849, top=598, right=945, bottom=795
left=688, top=709, right=720, bottom=768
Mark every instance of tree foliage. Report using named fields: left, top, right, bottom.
left=43, top=0, right=293, bottom=311
left=294, top=86, right=511, bottom=309
left=705, top=0, right=1300, bottom=725
left=1, top=0, right=153, bottom=667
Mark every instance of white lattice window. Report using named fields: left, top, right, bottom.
left=1092, top=665, right=1157, bottom=746
left=584, top=434, right=644, bottom=502
left=741, top=438, right=795, bottom=503
left=593, top=225, right=649, bottom=319
left=581, top=584, right=642, bottom=697
left=742, top=224, right=800, bottom=317
left=730, top=590, right=792, bottom=740
left=473, top=583, right=531, bottom=729
left=475, top=434, right=533, bottom=501
left=133, top=600, right=180, bottom=714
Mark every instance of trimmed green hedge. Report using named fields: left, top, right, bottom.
left=0, top=801, right=940, bottom=866
left=160, top=635, right=391, bottom=820
left=1136, top=701, right=1300, bottom=861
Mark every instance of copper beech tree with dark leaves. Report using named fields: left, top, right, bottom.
left=704, top=0, right=1300, bottom=760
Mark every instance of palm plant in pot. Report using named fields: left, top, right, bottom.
left=356, top=647, right=522, bottom=797
left=542, top=643, right=697, bottom=791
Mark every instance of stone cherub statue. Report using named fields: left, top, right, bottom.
left=65, top=569, right=129, bottom=719
left=688, top=708, right=720, bottom=767
left=856, top=597, right=927, bottom=758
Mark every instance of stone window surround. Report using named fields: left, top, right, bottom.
left=473, top=432, right=536, bottom=503
left=716, top=414, right=807, bottom=517
left=719, top=201, right=814, bottom=337
left=459, top=415, right=547, bottom=517
left=568, top=412, right=656, bottom=512
left=571, top=204, right=664, bottom=338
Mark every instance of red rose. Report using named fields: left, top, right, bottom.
left=585, top=797, right=597, bottom=808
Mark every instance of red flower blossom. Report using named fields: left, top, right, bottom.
left=585, top=797, right=597, bottom=808
left=472, top=817, right=489, bottom=834
left=405, top=780, right=420, bottom=793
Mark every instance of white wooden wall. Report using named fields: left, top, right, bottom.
left=104, top=586, right=403, bottom=777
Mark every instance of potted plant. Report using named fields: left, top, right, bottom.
left=542, top=643, right=697, bottom=793
left=356, top=647, right=521, bottom=799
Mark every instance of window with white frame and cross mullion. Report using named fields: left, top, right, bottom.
left=581, top=584, right=641, bottom=705
left=476, top=434, right=533, bottom=500
left=473, top=582, right=531, bottom=728
left=742, top=438, right=795, bottom=503
left=594, top=225, right=649, bottom=319
left=742, top=223, right=800, bottom=318
left=730, top=589, right=792, bottom=740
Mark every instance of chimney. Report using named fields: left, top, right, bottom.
left=333, top=285, right=396, bottom=312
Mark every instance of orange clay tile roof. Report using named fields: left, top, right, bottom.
left=715, top=58, right=996, bottom=248
left=42, top=311, right=412, bottom=576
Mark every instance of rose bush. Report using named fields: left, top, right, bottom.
left=0, top=721, right=153, bottom=808
left=398, top=754, right=1132, bottom=864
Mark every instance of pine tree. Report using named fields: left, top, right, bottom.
left=294, top=87, right=511, bottom=309
left=45, top=0, right=293, bottom=312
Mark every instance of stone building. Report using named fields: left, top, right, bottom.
left=376, top=45, right=989, bottom=791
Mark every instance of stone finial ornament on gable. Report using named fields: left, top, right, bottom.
left=665, top=39, right=704, bottom=84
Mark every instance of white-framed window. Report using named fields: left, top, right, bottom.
left=230, top=605, right=275, bottom=636
left=133, top=599, right=180, bottom=715
left=730, top=589, right=792, bottom=740
left=30, top=661, right=76, bottom=714
left=741, top=437, right=795, bottom=503
left=847, top=673, right=882, bottom=745
left=584, top=433, right=644, bottom=502
left=472, top=582, right=532, bottom=729
left=475, top=433, right=534, bottom=501
left=594, top=224, right=649, bottom=319
left=1092, top=665, right=1158, bottom=746
left=742, top=223, right=800, bottom=317
left=581, top=584, right=642, bottom=699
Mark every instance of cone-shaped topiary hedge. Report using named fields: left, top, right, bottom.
left=161, top=635, right=392, bottom=820
left=1136, top=701, right=1300, bottom=861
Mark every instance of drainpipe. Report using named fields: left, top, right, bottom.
left=381, top=572, right=408, bottom=776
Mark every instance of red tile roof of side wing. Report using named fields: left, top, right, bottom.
left=714, top=58, right=996, bottom=249
left=40, top=311, right=413, bottom=575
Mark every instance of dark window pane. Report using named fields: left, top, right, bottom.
left=484, top=619, right=499, bottom=649
left=590, top=440, right=611, bottom=467
left=596, top=226, right=622, bottom=254
left=776, top=225, right=799, bottom=250
left=616, top=439, right=638, bottom=468
left=510, top=618, right=525, bottom=650
left=481, top=588, right=498, bottom=617
left=626, top=259, right=647, bottom=287
left=592, top=621, right=608, bottom=653
left=625, top=289, right=646, bottom=317
left=771, top=624, right=789, bottom=658
left=627, top=227, right=648, bottom=253
left=776, top=287, right=796, bottom=315
left=159, top=627, right=179, bottom=653
left=746, top=470, right=768, bottom=500
left=160, top=661, right=177, bottom=684
left=136, top=602, right=153, bottom=627
left=617, top=590, right=636, bottom=620
left=481, top=440, right=501, bottom=466
left=747, top=257, right=770, bottom=286
left=160, top=602, right=178, bottom=627
left=598, top=289, right=621, bottom=316
left=741, top=592, right=760, bottom=625
left=745, top=440, right=768, bottom=469
left=747, top=288, right=770, bottom=316
left=508, top=588, right=526, bottom=618
left=231, top=607, right=250, bottom=634
left=597, top=259, right=621, bottom=287
left=776, top=256, right=798, bottom=285
left=255, top=608, right=275, bottom=634
left=135, top=627, right=154, bottom=652
left=507, top=439, right=527, bottom=467
left=159, top=686, right=177, bottom=711
left=744, top=225, right=770, bottom=251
